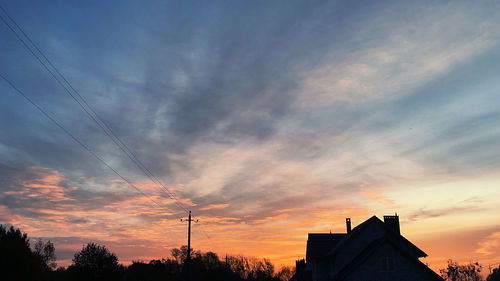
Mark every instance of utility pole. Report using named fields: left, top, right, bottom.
left=187, top=211, right=192, bottom=261
left=181, top=211, right=198, bottom=280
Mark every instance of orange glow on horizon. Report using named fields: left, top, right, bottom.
left=1, top=165, right=499, bottom=276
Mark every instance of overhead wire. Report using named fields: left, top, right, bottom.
left=0, top=6, right=187, bottom=213
left=1, top=5, right=222, bottom=247
left=0, top=4, right=189, bottom=214
left=0, top=72, right=172, bottom=215
left=196, top=223, right=214, bottom=241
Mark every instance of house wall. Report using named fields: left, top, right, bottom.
left=341, top=242, right=440, bottom=281
left=311, top=258, right=330, bottom=281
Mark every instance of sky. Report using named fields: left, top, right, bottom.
left=1, top=0, right=500, bottom=273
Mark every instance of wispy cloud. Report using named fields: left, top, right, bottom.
left=476, top=231, right=500, bottom=256
left=408, top=206, right=484, bottom=222
left=199, top=204, right=229, bottom=211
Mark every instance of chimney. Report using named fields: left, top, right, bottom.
left=383, top=214, right=400, bottom=234
left=346, top=218, right=351, bottom=233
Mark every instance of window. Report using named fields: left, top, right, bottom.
left=381, top=257, right=394, bottom=272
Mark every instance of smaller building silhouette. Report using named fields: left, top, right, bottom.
left=293, top=214, right=443, bottom=281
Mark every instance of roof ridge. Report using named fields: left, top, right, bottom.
left=325, top=215, right=382, bottom=257
left=325, top=215, right=426, bottom=258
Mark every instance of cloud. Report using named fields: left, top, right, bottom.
left=199, top=204, right=229, bottom=211
left=475, top=231, right=500, bottom=256
left=407, top=205, right=484, bottom=222
left=296, top=0, right=498, bottom=107
left=360, top=185, right=399, bottom=209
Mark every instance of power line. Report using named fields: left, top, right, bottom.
left=188, top=217, right=214, bottom=241
left=196, top=224, right=213, bottom=241
left=0, top=4, right=189, bottom=214
left=1, top=5, right=222, bottom=256
left=0, top=72, right=173, bottom=215
left=0, top=7, right=186, bottom=212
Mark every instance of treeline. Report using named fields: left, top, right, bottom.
left=1, top=225, right=57, bottom=280
left=0, top=224, right=294, bottom=281
left=440, top=259, right=500, bottom=281
left=4, top=224, right=500, bottom=281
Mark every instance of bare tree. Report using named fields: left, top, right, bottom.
left=33, top=239, right=57, bottom=270
left=276, top=266, right=295, bottom=281
left=440, top=259, right=483, bottom=281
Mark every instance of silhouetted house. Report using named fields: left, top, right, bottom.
left=293, top=215, right=443, bottom=281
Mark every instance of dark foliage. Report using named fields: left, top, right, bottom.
left=440, top=259, right=482, bottom=281
left=1, top=224, right=292, bottom=281
left=0, top=224, right=48, bottom=281
left=66, top=242, right=123, bottom=281
left=125, top=248, right=286, bottom=281
left=34, top=238, right=57, bottom=270
left=275, top=266, right=295, bottom=281
left=488, top=265, right=500, bottom=281
left=127, top=259, right=181, bottom=281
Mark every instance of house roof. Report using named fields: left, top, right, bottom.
left=306, top=233, right=346, bottom=262
left=326, top=216, right=427, bottom=259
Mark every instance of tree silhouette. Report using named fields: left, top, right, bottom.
left=488, top=265, right=500, bottom=281
left=67, top=242, right=122, bottom=281
left=34, top=238, right=57, bottom=270
left=440, top=259, right=482, bottom=281
left=171, top=245, right=200, bottom=264
left=275, top=266, right=295, bottom=281
left=0, top=226, right=294, bottom=281
left=0, top=224, right=48, bottom=281
left=126, top=259, right=181, bottom=281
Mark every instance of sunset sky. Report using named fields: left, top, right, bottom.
left=1, top=0, right=500, bottom=273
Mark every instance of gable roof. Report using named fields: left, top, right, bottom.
left=326, top=216, right=427, bottom=259
left=306, top=233, right=346, bottom=262
left=332, top=237, right=444, bottom=281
